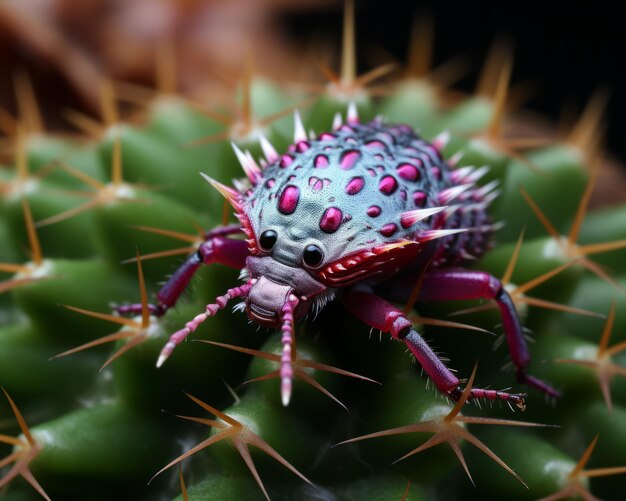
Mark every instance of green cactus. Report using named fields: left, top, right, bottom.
left=1, top=4, right=626, bottom=501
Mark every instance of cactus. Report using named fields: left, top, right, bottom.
left=1, top=3, right=626, bottom=501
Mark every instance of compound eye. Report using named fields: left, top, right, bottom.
left=259, top=230, right=278, bottom=251
left=303, top=244, right=324, bottom=267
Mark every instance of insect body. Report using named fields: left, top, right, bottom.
left=122, top=105, right=558, bottom=407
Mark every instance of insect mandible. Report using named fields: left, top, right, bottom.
left=118, top=103, right=559, bottom=408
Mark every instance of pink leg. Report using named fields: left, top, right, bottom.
left=156, top=282, right=253, bottom=367
left=418, top=269, right=560, bottom=398
left=343, top=289, right=527, bottom=409
left=279, top=294, right=299, bottom=406
left=118, top=226, right=249, bottom=317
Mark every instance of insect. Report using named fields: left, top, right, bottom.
left=119, top=104, right=559, bottom=408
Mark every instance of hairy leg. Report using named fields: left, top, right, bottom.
left=418, top=269, right=559, bottom=397
left=118, top=226, right=249, bottom=317
left=343, top=288, right=527, bottom=409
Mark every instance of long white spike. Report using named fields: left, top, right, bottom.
left=466, top=165, right=490, bottom=183
left=448, top=151, right=464, bottom=167
left=400, top=206, right=448, bottom=228
left=450, top=166, right=474, bottom=183
left=293, top=110, right=307, bottom=143
left=347, top=102, right=359, bottom=124
left=438, top=183, right=474, bottom=204
left=231, top=143, right=261, bottom=184
left=418, top=228, right=467, bottom=243
left=432, top=130, right=450, bottom=151
left=475, top=179, right=500, bottom=197
left=332, top=112, right=343, bottom=130
left=258, top=134, right=279, bottom=163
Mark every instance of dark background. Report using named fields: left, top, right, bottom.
left=286, top=0, right=626, bottom=163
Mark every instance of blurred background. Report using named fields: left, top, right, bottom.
left=0, top=0, right=624, bottom=161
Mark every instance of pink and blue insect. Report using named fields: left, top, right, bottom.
left=119, top=104, right=559, bottom=408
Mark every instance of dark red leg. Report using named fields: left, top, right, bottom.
left=118, top=227, right=249, bottom=317
left=343, top=288, right=528, bottom=409
left=418, top=269, right=560, bottom=398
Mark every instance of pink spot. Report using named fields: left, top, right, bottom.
left=431, top=167, right=442, bottom=180
left=399, top=189, right=407, bottom=201
left=374, top=154, right=384, bottom=161
left=340, top=125, right=354, bottom=133
left=340, top=150, right=361, bottom=170
left=397, top=163, right=420, bottom=182
left=278, top=185, right=300, bottom=214
left=346, top=177, right=365, bottom=195
left=365, top=140, right=386, bottom=150
left=280, top=155, right=294, bottom=168
left=376, top=131, right=395, bottom=144
left=320, top=207, right=343, bottom=233
left=314, top=155, right=329, bottom=168
left=379, top=175, right=398, bottom=195
left=367, top=168, right=377, bottom=177
left=379, top=223, right=398, bottom=237
left=296, top=141, right=310, bottom=153
left=413, top=191, right=427, bottom=207
left=319, top=132, right=335, bottom=141
left=265, top=178, right=275, bottom=188
left=367, top=205, right=381, bottom=217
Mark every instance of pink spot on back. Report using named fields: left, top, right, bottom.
left=320, top=207, right=343, bottom=233
left=413, top=191, right=427, bottom=207
left=367, top=168, right=377, bottom=177
left=379, top=223, right=398, bottom=237
left=280, top=155, right=294, bottom=168
left=431, top=167, right=442, bottom=180
left=278, top=185, right=300, bottom=214
left=365, top=140, right=386, bottom=150
left=296, top=141, right=310, bottom=153
left=374, top=154, right=384, bottom=161
left=399, top=189, right=407, bottom=201
left=367, top=205, right=381, bottom=217
left=340, top=150, right=361, bottom=170
left=346, top=177, right=365, bottom=195
left=397, top=163, right=420, bottom=182
left=314, top=154, right=329, bottom=168
left=379, top=175, right=398, bottom=195
left=319, top=132, right=335, bottom=141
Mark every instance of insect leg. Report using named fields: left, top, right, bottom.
left=157, top=281, right=253, bottom=367
left=117, top=231, right=249, bottom=317
left=418, top=269, right=560, bottom=398
left=343, top=288, right=527, bottom=408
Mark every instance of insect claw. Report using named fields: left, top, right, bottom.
left=156, top=344, right=174, bottom=368
left=281, top=378, right=292, bottom=407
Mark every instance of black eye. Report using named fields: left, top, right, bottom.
left=259, top=230, right=277, bottom=251
left=303, top=245, right=323, bottom=267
